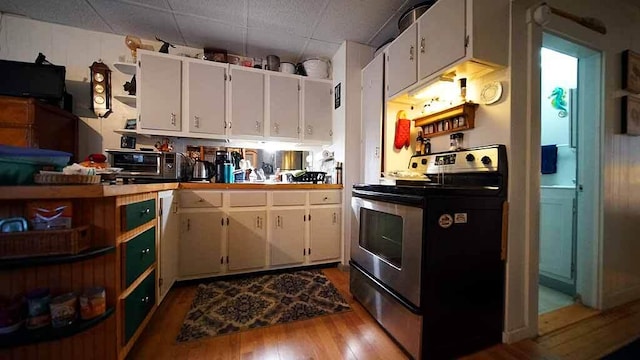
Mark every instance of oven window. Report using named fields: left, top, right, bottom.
left=112, top=153, right=160, bottom=174
left=359, top=208, right=403, bottom=268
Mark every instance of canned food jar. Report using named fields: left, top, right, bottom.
left=50, top=292, right=77, bottom=328
left=80, top=287, right=106, bottom=320
left=26, top=288, right=51, bottom=329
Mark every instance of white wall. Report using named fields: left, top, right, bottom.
left=0, top=14, right=201, bottom=156
left=508, top=0, right=640, bottom=342
left=332, top=41, right=374, bottom=265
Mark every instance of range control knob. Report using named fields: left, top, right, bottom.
left=465, top=154, right=475, bottom=162
left=481, top=156, right=492, bottom=165
left=411, top=162, right=418, bottom=168
left=421, top=158, right=428, bottom=165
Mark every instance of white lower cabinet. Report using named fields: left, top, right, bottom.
left=176, top=189, right=342, bottom=280
left=158, top=191, right=179, bottom=303
left=227, top=210, right=267, bottom=271
left=309, top=207, right=342, bottom=262
left=270, top=209, right=305, bottom=266
left=179, top=212, right=223, bottom=277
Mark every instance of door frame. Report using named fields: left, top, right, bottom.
left=520, top=3, right=605, bottom=337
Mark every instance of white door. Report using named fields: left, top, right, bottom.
left=138, top=52, right=182, bottom=131
left=309, top=207, right=341, bottom=262
left=386, top=22, right=417, bottom=98
left=179, top=212, right=223, bottom=276
left=362, top=54, right=384, bottom=184
left=269, top=74, right=300, bottom=140
left=539, top=189, right=575, bottom=287
left=227, top=210, right=267, bottom=271
left=303, top=79, right=332, bottom=142
left=158, top=192, right=178, bottom=303
left=186, top=60, right=226, bottom=135
left=270, top=209, right=305, bottom=266
left=417, top=0, right=466, bottom=80
left=229, top=66, right=265, bottom=138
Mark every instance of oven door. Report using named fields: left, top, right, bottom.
left=351, top=189, right=424, bottom=307
left=109, top=151, right=162, bottom=177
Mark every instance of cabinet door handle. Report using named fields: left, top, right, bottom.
left=194, top=115, right=200, bottom=128
left=409, top=45, right=414, bottom=61
left=308, top=214, right=311, bottom=221
left=187, top=218, right=191, bottom=231
left=306, top=125, right=313, bottom=135
left=274, top=123, right=279, bottom=134
left=256, top=216, right=260, bottom=229
left=229, top=121, right=232, bottom=129
left=221, top=217, right=224, bottom=226
left=420, top=37, right=425, bottom=53
left=226, top=217, right=229, bottom=226
left=220, top=256, right=224, bottom=264
left=333, top=212, right=337, bottom=224
left=255, top=121, right=261, bottom=133
left=224, top=120, right=227, bottom=129
left=170, top=112, right=176, bottom=125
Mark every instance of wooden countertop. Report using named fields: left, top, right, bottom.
left=0, top=183, right=342, bottom=200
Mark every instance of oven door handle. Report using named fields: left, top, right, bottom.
left=350, top=261, right=421, bottom=315
left=352, top=189, right=423, bottom=206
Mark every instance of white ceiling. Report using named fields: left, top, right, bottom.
left=0, top=0, right=427, bottom=62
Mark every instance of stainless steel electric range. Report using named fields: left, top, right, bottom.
left=350, top=144, right=508, bottom=359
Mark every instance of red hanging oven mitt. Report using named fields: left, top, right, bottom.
left=394, top=110, right=411, bottom=149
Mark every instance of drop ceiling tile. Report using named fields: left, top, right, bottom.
left=175, top=14, right=245, bottom=54
left=300, top=39, right=340, bottom=60
left=7, top=0, right=112, bottom=33
left=312, top=0, right=404, bottom=44
left=89, top=0, right=183, bottom=45
left=0, top=1, right=24, bottom=15
left=168, top=0, right=247, bottom=27
left=247, top=0, right=328, bottom=38
left=246, top=29, right=307, bottom=63
left=116, top=0, right=171, bottom=10
left=368, top=20, right=400, bottom=49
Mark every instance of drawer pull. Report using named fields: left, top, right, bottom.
left=323, top=196, right=329, bottom=201
left=141, top=248, right=151, bottom=255
left=141, top=208, right=150, bottom=215
left=141, top=296, right=150, bottom=303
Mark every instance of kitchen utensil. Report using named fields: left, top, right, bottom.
left=266, top=55, right=280, bottom=71
left=398, top=1, right=436, bottom=33
left=302, top=58, right=330, bottom=79
left=280, top=62, right=296, bottom=74
left=192, top=160, right=214, bottom=181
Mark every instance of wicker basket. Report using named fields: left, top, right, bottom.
left=286, top=171, right=326, bottom=184
left=34, top=173, right=101, bottom=185
left=0, top=225, right=91, bottom=259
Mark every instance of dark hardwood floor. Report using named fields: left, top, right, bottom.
left=129, top=268, right=640, bottom=359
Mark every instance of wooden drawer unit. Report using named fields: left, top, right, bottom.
left=272, top=191, right=306, bottom=206
left=122, top=199, right=156, bottom=231
left=309, top=190, right=341, bottom=205
left=123, top=227, right=156, bottom=287
left=179, top=190, right=223, bottom=208
left=229, top=191, right=267, bottom=207
left=124, top=270, right=156, bottom=343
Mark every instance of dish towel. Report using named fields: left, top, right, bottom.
left=541, top=145, right=558, bottom=174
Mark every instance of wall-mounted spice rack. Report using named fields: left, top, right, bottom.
left=413, top=102, right=479, bottom=138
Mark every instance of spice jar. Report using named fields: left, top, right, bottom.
left=449, top=132, right=464, bottom=151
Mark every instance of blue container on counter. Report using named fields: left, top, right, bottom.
left=224, top=163, right=234, bottom=183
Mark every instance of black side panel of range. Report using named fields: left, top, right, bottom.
left=421, top=196, right=505, bottom=359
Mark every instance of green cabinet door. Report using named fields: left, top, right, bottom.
left=124, top=227, right=156, bottom=287
left=123, top=199, right=156, bottom=231
left=124, top=270, right=156, bottom=343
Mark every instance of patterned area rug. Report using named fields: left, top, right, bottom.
left=176, top=269, right=351, bottom=342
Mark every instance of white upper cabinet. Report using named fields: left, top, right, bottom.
left=268, top=74, right=300, bottom=141
left=386, top=22, right=417, bottom=98
left=303, top=79, right=333, bottom=143
left=417, top=0, right=465, bottom=80
left=362, top=53, right=384, bottom=184
left=229, top=65, right=265, bottom=138
left=138, top=51, right=182, bottom=131
left=185, top=60, right=227, bottom=136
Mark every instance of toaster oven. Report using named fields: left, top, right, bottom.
left=106, top=149, right=183, bottom=181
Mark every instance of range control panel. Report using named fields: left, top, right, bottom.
left=408, top=147, right=500, bottom=174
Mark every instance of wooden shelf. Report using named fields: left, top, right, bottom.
left=113, top=62, right=137, bottom=75
left=414, top=102, right=479, bottom=138
left=115, top=95, right=137, bottom=107
left=0, top=307, right=114, bottom=349
left=0, top=245, right=115, bottom=270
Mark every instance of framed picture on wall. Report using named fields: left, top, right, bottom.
left=622, top=50, right=640, bottom=94
left=622, top=96, right=640, bottom=135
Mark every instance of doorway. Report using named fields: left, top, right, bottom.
left=537, top=32, right=602, bottom=331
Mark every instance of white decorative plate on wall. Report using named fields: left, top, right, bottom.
left=480, top=81, right=503, bottom=105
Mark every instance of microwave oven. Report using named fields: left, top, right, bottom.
left=106, top=150, right=184, bottom=181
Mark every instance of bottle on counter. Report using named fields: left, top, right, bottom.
left=424, top=138, right=431, bottom=154
left=415, top=130, right=423, bottom=155
left=335, top=162, right=343, bottom=185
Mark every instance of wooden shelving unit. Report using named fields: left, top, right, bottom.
left=413, top=102, right=479, bottom=138
left=0, top=246, right=115, bottom=270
